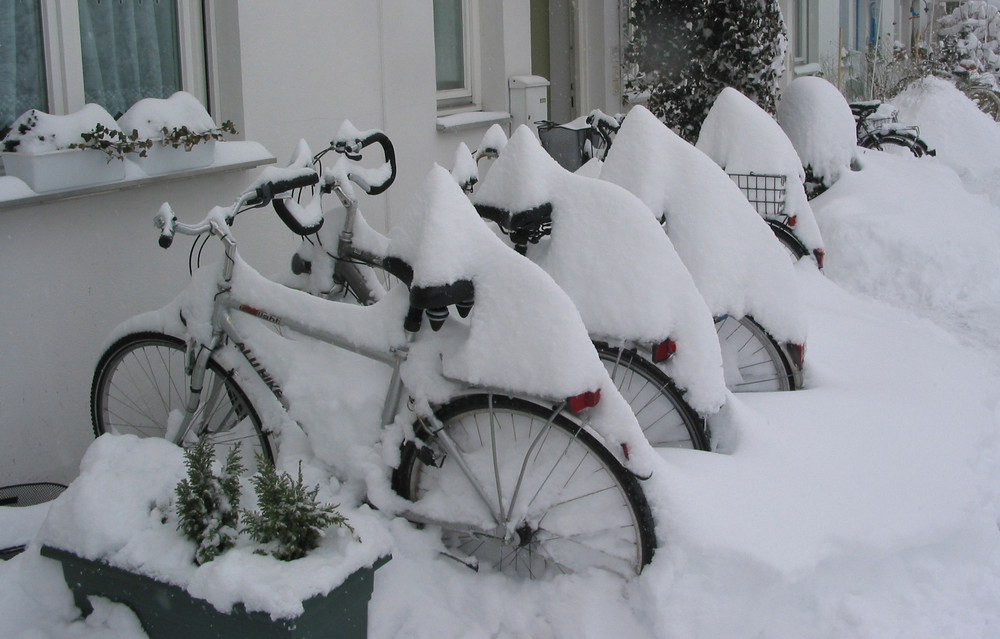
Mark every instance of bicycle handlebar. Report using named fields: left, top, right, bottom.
left=155, top=169, right=321, bottom=248
left=328, top=127, right=396, bottom=195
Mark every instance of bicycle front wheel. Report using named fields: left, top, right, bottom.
left=716, top=315, right=793, bottom=392
left=594, top=343, right=708, bottom=450
left=393, top=394, right=656, bottom=579
left=91, top=332, right=273, bottom=463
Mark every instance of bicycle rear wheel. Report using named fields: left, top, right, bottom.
left=91, top=332, right=273, bottom=463
left=861, top=133, right=925, bottom=158
left=715, top=316, right=793, bottom=392
left=594, top=343, right=708, bottom=450
left=393, top=394, right=656, bottom=579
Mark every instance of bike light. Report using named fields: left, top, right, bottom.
left=788, top=215, right=797, bottom=227
left=568, top=389, right=601, bottom=413
left=651, top=339, right=676, bottom=363
left=813, top=248, right=825, bottom=270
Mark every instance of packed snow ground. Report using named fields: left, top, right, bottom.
left=3, top=79, right=1000, bottom=637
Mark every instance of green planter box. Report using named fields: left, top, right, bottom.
left=41, top=545, right=387, bottom=638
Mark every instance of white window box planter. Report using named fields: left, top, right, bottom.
left=133, top=139, right=216, bottom=176
left=1, top=148, right=126, bottom=193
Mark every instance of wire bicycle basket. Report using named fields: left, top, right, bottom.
left=536, top=120, right=603, bottom=172
left=728, top=172, right=788, bottom=222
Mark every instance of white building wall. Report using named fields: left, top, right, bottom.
left=1, top=0, right=542, bottom=485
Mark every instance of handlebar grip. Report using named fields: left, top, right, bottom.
left=255, top=171, right=320, bottom=204
left=154, top=203, right=177, bottom=249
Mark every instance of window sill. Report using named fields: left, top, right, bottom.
left=436, top=111, right=510, bottom=133
left=0, top=141, right=275, bottom=211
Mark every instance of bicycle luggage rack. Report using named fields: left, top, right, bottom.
left=728, top=172, right=788, bottom=222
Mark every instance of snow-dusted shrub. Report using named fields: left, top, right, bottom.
left=243, top=458, right=352, bottom=562
left=937, top=1, right=1000, bottom=80
left=698, top=87, right=823, bottom=253
left=175, top=438, right=244, bottom=566
left=776, top=77, right=857, bottom=189
left=624, top=0, right=787, bottom=143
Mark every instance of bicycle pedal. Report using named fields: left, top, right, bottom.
left=439, top=549, right=479, bottom=572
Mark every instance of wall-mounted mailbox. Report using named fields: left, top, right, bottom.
left=508, top=75, right=550, bottom=133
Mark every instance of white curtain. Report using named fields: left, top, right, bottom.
left=78, top=0, right=182, bottom=118
left=0, top=0, right=48, bottom=133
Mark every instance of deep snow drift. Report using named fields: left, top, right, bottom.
left=2, top=78, right=1000, bottom=638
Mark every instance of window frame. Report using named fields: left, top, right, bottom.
left=434, top=0, right=481, bottom=113
left=36, top=0, right=207, bottom=118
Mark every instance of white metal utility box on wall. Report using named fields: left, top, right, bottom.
left=509, top=75, right=550, bottom=133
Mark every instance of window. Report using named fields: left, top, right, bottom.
left=1, top=0, right=206, bottom=134
left=433, top=0, right=479, bottom=110
left=0, top=1, right=48, bottom=131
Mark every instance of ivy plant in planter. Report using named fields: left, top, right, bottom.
left=0, top=104, right=132, bottom=192
left=118, top=91, right=237, bottom=175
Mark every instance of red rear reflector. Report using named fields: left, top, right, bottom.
left=652, top=339, right=676, bottom=363
left=789, top=343, right=806, bottom=369
left=788, top=215, right=797, bottom=227
left=813, top=248, right=825, bottom=270
left=621, top=443, right=630, bottom=459
left=568, top=389, right=601, bottom=413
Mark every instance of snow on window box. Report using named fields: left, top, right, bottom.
left=118, top=92, right=235, bottom=176
left=1, top=104, right=128, bottom=192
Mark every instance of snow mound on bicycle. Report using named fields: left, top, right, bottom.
left=698, top=88, right=825, bottom=254
left=386, top=165, right=658, bottom=475
left=600, top=105, right=807, bottom=345
left=472, top=126, right=727, bottom=417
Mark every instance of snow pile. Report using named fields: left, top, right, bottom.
left=812, top=148, right=1000, bottom=366
left=473, top=126, right=727, bottom=416
left=698, top=87, right=824, bottom=252
left=1, top=104, right=121, bottom=153
left=776, top=76, right=857, bottom=187
left=892, top=75, right=1000, bottom=203
left=117, top=91, right=219, bottom=139
left=38, top=434, right=391, bottom=620
left=389, top=164, right=658, bottom=473
left=600, top=105, right=807, bottom=344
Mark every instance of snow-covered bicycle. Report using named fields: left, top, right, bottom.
left=283, top=124, right=714, bottom=450
left=90, top=163, right=657, bottom=580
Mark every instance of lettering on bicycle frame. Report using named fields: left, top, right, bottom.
left=233, top=305, right=283, bottom=399
left=231, top=338, right=283, bottom=400
left=238, top=304, right=281, bottom=325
